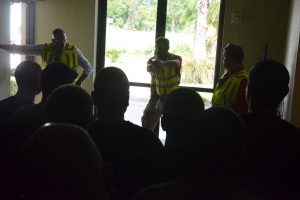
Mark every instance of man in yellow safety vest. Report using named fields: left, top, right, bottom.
left=0, top=28, right=92, bottom=86
left=212, top=43, right=248, bottom=114
left=142, top=37, right=182, bottom=132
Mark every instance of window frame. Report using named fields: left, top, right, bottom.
left=95, top=0, right=226, bottom=92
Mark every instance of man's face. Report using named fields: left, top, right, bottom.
left=155, top=42, right=169, bottom=58
left=223, top=50, right=234, bottom=70
left=52, top=33, right=67, bottom=51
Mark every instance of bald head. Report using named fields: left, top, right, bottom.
left=248, top=60, right=290, bottom=108
left=189, top=107, right=246, bottom=174
left=21, top=123, right=106, bottom=200
left=46, top=85, right=93, bottom=129
left=51, top=28, right=67, bottom=51
left=93, top=67, right=129, bottom=118
left=15, top=61, right=42, bottom=94
left=162, top=88, right=205, bottom=149
left=162, top=88, right=204, bottom=131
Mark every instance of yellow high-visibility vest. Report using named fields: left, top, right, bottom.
left=42, top=43, right=79, bottom=71
left=151, top=54, right=181, bottom=96
left=212, top=69, right=248, bottom=109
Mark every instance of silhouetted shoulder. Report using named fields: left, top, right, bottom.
left=10, top=104, right=46, bottom=129
left=241, top=113, right=300, bottom=136
left=0, top=96, right=33, bottom=130
left=133, top=179, right=260, bottom=200
left=89, top=120, right=162, bottom=165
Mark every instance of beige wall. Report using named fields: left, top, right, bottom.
left=284, top=0, right=300, bottom=127
left=291, top=47, right=300, bottom=127
left=222, top=0, right=291, bottom=71
left=35, top=0, right=96, bottom=93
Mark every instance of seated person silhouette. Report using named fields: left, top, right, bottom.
left=0, top=60, right=41, bottom=200
left=46, top=84, right=93, bottom=130
left=240, top=60, right=300, bottom=200
left=9, top=62, right=77, bottom=148
left=89, top=66, right=163, bottom=168
left=0, top=61, right=41, bottom=133
left=118, top=88, right=205, bottom=200
left=134, top=107, right=258, bottom=200
left=19, top=123, right=113, bottom=200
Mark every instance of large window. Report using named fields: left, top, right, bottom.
left=10, top=2, right=25, bottom=69
left=10, top=2, right=26, bottom=96
left=166, top=0, right=221, bottom=90
left=105, top=0, right=158, bottom=84
left=101, top=0, right=223, bottom=90
left=98, top=0, right=224, bottom=138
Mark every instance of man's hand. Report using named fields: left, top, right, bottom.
left=152, top=59, right=163, bottom=70
left=75, top=73, right=89, bottom=87
left=75, top=80, right=83, bottom=87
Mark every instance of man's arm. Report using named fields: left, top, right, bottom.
left=147, top=55, right=182, bottom=73
left=165, top=54, right=182, bottom=68
left=76, top=48, right=93, bottom=86
left=0, top=44, right=43, bottom=55
left=161, top=58, right=181, bottom=70
left=155, top=55, right=182, bottom=72
left=147, top=58, right=157, bottom=73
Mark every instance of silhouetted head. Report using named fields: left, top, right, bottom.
left=46, top=85, right=93, bottom=129
left=223, top=43, right=244, bottom=70
left=247, top=60, right=290, bottom=110
left=92, top=67, right=129, bottom=120
left=192, top=107, right=246, bottom=175
left=155, top=37, right=170, bottom=59
left=41, top=62, right=77, bottom=101
left=162, top=88, right=205, bottom=149
left=51, top=28, right=67, bottom=51
left=14, top=61, right=42, bottom=95
left=20, top=123, right=109, bottom=200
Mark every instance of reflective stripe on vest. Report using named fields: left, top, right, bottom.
left=153, top=62, right=181, bottom=96
left=212, top=69, right=248, bottom=109
left=41, top=43, right=79, bottom=71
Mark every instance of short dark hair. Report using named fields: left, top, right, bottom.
left=192, top=107, right=246, bottom=171
left=156, top=37, right=169, bottom=48
left=162, top=88, right=204, bottom=132
left=41, top=62, right=78, bottom=100
left=15, top=61, right=42, bottom=90
left=93, top=67, right=129, bottom=114
left=46, top=85, right=93, bottom=129
left=224, top=43, right=244, bottom=64
left=249, top=60, right=290, bottom=107
left=52, top=28, right=65, bottom=36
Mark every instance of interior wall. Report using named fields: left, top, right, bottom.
left=222, top=0, right=291, bottom=71
left=284, top=0, right=300, bottom=127
left=291, top=46, right=300, bottom=127
left=0, top=1, right=11, bottom=100
left=34, top=0, right=96, bottom=93
left=33, top=0, right=297, bottom=122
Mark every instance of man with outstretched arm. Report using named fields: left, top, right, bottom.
left=0, top=28, right=92, bottom=86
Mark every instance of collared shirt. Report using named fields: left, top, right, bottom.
left=219, top=65, right=248, bottom=114
left=6, top=44, right=93, bottom=75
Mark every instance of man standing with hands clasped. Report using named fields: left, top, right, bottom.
left=0, top=28, right=93, bottom=86
left=142, top=37, right=182, bottom=133
left=212, top=43, right=248, bottom=114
